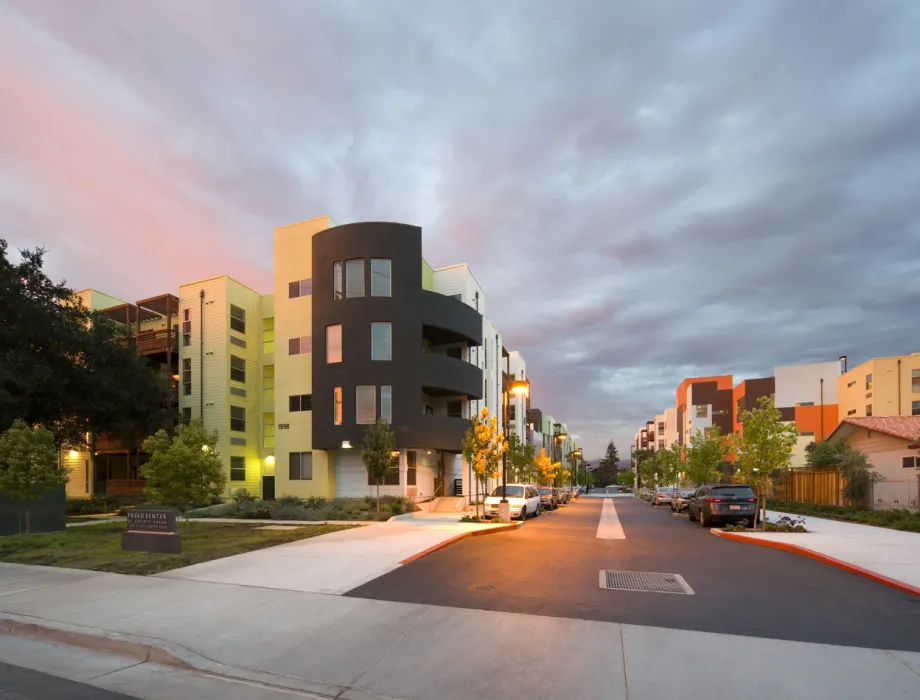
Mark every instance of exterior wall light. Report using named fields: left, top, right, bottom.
left=342, top=440, right=352, bottom=449
left=265, top=455, right=275, bottom=466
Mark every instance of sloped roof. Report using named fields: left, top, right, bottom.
left=827, top=416, right=920, bottom=444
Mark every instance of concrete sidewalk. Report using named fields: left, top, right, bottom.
left=717, top=510, right=920, bottom=593
left=0, top=563, right=918, bottom=699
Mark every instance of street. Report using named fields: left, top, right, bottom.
left=348, top=495, right=920, bottom=651
left=0, top=661, right=139, bottom=700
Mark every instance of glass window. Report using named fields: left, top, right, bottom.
left=263, top=365, right=274, bottom=404
left=230, top=355, right=245, bottom=383
left=847, top=409, right=857, bottom=416
left=262, top=318, right=274, bottom=354
left=658, top=422, right=664, bottom=431
left=326, top=325, right=342, bottom=363
left=182, top=358, right=192, bottom=396
left=903, top=456, right=918, bottom=469
left=181, top=407, right=192, bottom=425
left=447, top=401, right=462, bottom=418
left=369, top=454, right=400, bottom=485
left=289, top=336, right=312, bottom=355
left=182, top=309, right=191, bottom=346
left=913, top=369, right=920, bottom=393
left=333, top=261, right=343, bottom=300
left=263, top=413, right=274, bottom=449
left=356, top=385, right=376, bottom=424
left=230, top=456, right=246, bottom=481
left=289, top=394, right=313, bottom=412
left=230, top=386, right=246, bottom=397
left=913, top=400, right=920, bottom=416
left=695, top=405, right=708, bottom=418
left=289, top=452, right=313, bottom=480
left=230, top=406, right=246, bottom=432
left=866, top=404, right=873, bottom=416
left=407, top=450, right=416, bottom=486
left=334, top=387, right=343, bottom=425
left=289, top=279, right=313, bottom=299
left=229, top=335, right=246, bottom=348
left=230, top=305, right=246, bottom=334
left=865, top=373, right=873, bottom=391
left=371, top=322, right=391, bottom=361
left=345, top=259, right=365, bottom=298
left=371, top=259, right=391, bottom=297
left=381, top=386, right=392, bottom=423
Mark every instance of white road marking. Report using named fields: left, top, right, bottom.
left=596, top=497, right=626, bottom=539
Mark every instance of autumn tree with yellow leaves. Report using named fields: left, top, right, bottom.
left=533, top=448, right=559, bottom=486
left=462, top=407, right=506, bottom=518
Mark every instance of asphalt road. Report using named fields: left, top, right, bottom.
left=0, top=662, right=139, bottom=700
left=348, top=496, right=920, bottom=651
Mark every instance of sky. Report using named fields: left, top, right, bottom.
left=1, top=0, right=919, bottom=460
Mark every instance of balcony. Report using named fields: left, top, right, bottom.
left=420, top=352, right=483, bottom=399
left=419, top=290, right=482, bottom=346
left=135, top=328, right=178, bottom=355
left=414, top=414, right=473, bottom=452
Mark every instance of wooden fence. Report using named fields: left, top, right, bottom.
left=766, top=467, right=844, bottom=506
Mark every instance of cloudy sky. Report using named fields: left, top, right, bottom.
left=2, top=0, right=919, bottom=459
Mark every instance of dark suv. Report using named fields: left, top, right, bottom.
left=688, top=484, right=758, bottom=527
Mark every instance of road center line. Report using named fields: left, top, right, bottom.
left=596, top=498, right=626, bottom=539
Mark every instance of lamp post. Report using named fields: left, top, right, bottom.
left=573, top=447, right=582, bottom=490
left=553, top=425, right=568, bottom=488
left=499, top=375, right=530, bottom=523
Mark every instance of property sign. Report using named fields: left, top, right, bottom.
left=126, top=509, right=176, bottom=534
left=122, top=508, right=181, bottom=554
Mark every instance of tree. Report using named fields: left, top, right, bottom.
left=806, top=440, right=880, bottom=508
left=599, top=440, right=619, bottom=469
left=0, top=420, right=69, bottom=533
left=534, top=448, right=557, bottom=486
left=554, top=465, right=569, bottom=488
left=634, top=448, right=654, bottom=486
left=361, top=418, right=396, bottom=514
left=655, top=443, right=682, bottom=487
left=506, top=432, right=536, bottom=484
left=617, top=469, right=636, bottom=486
left=685, top=426, right=729, bottom=487
left=140, top=419, right=226, bottom=527
left=639, top=450, right=658, bottom=487
left=736, top=396, right=799, bottom=527
left=462, top=407, right=505, bottom=518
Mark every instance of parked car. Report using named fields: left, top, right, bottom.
left=653, top=486, right=676, bottom=507
left=556, top=487, right=568, bottom=505
left=569, top=486, right=580, bottom=500
left=483, top=484, right=542, bottom=520
left=537, top=487, right=558, bottom=511
left=670, top=489, right=696, bottom=513
left=687, top=484, right=759, bottom=527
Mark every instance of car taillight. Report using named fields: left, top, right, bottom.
left=748, top=497, right=757, bottom=502
left=704, top=497, right=721, bottom=503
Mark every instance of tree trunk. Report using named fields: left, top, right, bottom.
left=376, top=483, right=380, bottom=515
left=23, top=507, right=30, bottom=535
left=762, top=494, right=767, bottom=531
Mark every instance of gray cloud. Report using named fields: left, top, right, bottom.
left=1, top=0, right=918, bottom=458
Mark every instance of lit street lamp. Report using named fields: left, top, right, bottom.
left=499, top=375, right=530, bottom=522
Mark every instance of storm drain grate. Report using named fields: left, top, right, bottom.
left=599, top=570, right=694, bottom=595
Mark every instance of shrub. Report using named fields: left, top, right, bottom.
left=187, top=502, right=239, bottom=518
left=271, top=504, right=310, bottom=521
left=304, top=496, right=327, bottom=509
left=460, top=515, right=486, bottom=523
left=277, top=495, right=303, bottom=506
left=233, top=489, right=256, bottom=503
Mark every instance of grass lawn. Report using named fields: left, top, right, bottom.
left=66, top=515, right=116, bottom=523
left=0, top=522, right=355, bottom=575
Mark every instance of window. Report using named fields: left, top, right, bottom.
left=369, top=454, right=400, bottom=485
left=847, top=380, right=856, bottom=388
left=866, top=404, right=873, bottom=417
left=263, top=413, right=274, bottom=450
left=695, top=405, right=708, bottom=418
left=289, top=452, right=313, bottom=480
left=345, top=259, right=364, bottom=298
left=263, top=318, right=275, bottom=354
left=230, top=305, right=246, bottom=334
left=508, top=405, right=516, bottom=421
left=713, top=408, right=729, bottom=415
left=658, top=422, right=665, bottom=431
left=902, top=456, right=919, bottom=469
left=334, top=387, right=343, bottom=425
left=356, top=385, right=376, bottom=424
left=658, top=440, right=664, bottom=449
left=333, top=261, right=344, bottom=300
left=371, top=322, right=391, bottom=361
left=370, top=259, right=391, bottom=297
left=230, top=355, right=245, bottom=383
left=230, top=457, right=246, bottom=481
left=289, top=394, right=313, bottom=412
left=326, top=325, right=342, bottom=363
left=913, top=369, right=920, bottom=393
left=230, top=406, right=246, bottom=432
left=230, top=437, right=246, bottom=446
left=865, top=373, right=873, bottom=391
left=446, top=347, right=462, bottom=360
left=230, top=386, right=246, bottom=397
left=288, top=279, right=313, bottom=299
left=229, top=335, right=246, bottom=348
left=447, top=401, right=462, bottom=418
left=381, top=386, right=392, bottom=423
left=795, top=402, right=814, bottom=407
left=847, top=409, right=857, bottom=416
left=800, top=432, right=815, bottom=437
left=263, top=365, right=274, bottom=404
left=424, top=404, right=434, bottom=415
left=913, top=400, right=920, bottom=416
left=182, top=309, right=191, bottom=346
left=289, top=336, right=312, bottom=355
left=407, top=451, right=417, bottom=486
left=182, top=358, right=192, bottom=395
left=181, top=407, right=192, bottom=425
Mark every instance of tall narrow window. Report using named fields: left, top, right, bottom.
left=371, top=322, right=392, bottom=361
left=912, top=369, right=920, bottom=393
left=334, top=387, right=343, bottom=425
left=381, top=386, right=392, bottom=423
left=345, top=259, right=365, bottom=298
left=262, top=318, right=274, bottom=354
left=230, top=456, right=246, bottom=481
left=326, top=324, right=342, bottom=363
left=230, top=355, right=246, bottom=383
left=370, top=259, right=391, bottom=297
left=333, top=261, right=344, bottom=300
left=182, top=309, right=191, bottom=346
left=263, top=413, right=275, bottom=449
left=914, top=400, right=920, bottom=416
left=230, top=406, right=246, bottom=432
left=865, top=373, right=873, bottom=391
left=356, top=385, right=376, bottom=424
left=263, top=365, right=274, bottom=404
left=407, top=450, right=417, bottom=486
left=866, top=404, right=873, bottom=416
left=230, top=305, right=246, bottom=334
left=181, top=407, right=192, bottom=425
left=182, top=358, right=192, bottom=395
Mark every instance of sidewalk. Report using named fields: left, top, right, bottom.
left=716, top=510, right=920, bottom=593
left=0, top=562, right=918, bottom=699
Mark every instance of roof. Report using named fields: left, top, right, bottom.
left=827, top=416, right=920, bottom=444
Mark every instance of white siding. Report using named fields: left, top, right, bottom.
left=686, top=384, right=712, bottom=439
left=775, top=361, right=841, bottom=408
left=508, top=351, right=527, bottom=443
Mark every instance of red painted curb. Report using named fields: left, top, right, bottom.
left=399, top=522, right=522, bottom=565
left=712, top=530, right=920, bottom=597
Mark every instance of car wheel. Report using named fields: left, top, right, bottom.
left=535, top=504, right=541, bottom=517
left=700, top=508, right=711, bottom=528
left=518, top=507, right=526, bottom=521
left=688, top=506, right=696, bottom=522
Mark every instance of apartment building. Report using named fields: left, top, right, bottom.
left=838, top=352, right=920, bottom=420
left=774, top=360, right=841, bottom=466
left=676, top=375, right=734, bottom=445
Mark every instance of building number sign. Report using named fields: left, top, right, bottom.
left=277, top=423, right=290, bottom=430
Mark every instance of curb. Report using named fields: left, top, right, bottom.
left=398, top=522, right=522, bottom=564
left=711, top=530, right=920, bottom=597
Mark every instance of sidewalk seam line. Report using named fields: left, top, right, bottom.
left=620, top=625, right=630, bottom=700
left=885, top=650, right=920, bottom=680
left=84, top=659, right=146, bottom=682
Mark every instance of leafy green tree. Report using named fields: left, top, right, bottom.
left=0, top=420, right=69, bottom=533
left=462, top=408, right=505, bottom=518
left=685, top=426, right=729, bottom=487
left=806, top=439, right=880, bottom=507
left=654, top=443, right=682, bottom=487
left=639, top=450, right=658, bottom=487
left=506, top=432, right=536, bottom=483
left=141, top=419, right=226, bottom=527
left=361, top=418, right=397, bottom=514
left=617, top=469, right=636, bottom=486
left=736, top=396, right=799, bottom=527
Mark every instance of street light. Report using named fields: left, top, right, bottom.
left=573, top=447, right=583, bottom=489
left=500, top=375, right=530, bottom=521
